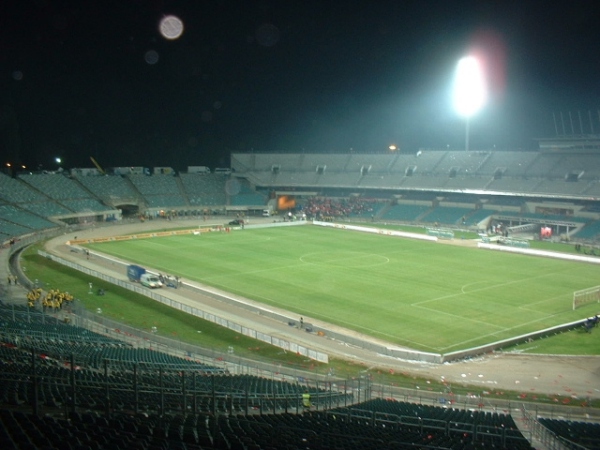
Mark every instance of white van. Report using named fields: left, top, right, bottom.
left=140, top=273, right=163, bottom=288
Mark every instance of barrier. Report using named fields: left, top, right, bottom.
left=313, top=220, right=438, bottom=242
left=426, top=227, right=454, bottom=239
left=37, top=250, right=329, bottom=364
left=477, top=242, right=600, bottom=264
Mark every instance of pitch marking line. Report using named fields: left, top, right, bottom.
left=413, top=304, right=507, bottom=331
left=412, top=270, right=563, bottom=307
left=517, top=293, right=572, bottom=313
left=194, top=284, right=438, bottom=351
left=439, top=313, right=563, bottom=352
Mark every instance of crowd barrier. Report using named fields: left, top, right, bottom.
left=38, top=249, right=330, bottom=364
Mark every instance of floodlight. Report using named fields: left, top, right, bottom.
left=453, top=56, right=486, bottom=118
left=453, top=56, right=486, bottom=151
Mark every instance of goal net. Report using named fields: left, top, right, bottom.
left=573, top=286, right=600, bottom=310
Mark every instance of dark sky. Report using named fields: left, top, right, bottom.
left=1, top=0, right=599, bottom=172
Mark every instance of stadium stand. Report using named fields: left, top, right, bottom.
left=420, top=206, right=474, bottom=225
left=128, top=173, right=188, bottom=208
left=17, top=173, right=114, bottom=214
left=523, top=153, right=563, bottom=178
left=180, top=173, right=227, bottom=207
left=0, top=204, right=57, bottom=231
left=486, top=177, right=541, bottom=193
left=531, top=178, right=587, bottom=195
left=5, top=149, right=600, bottom=448
left=0, top=173, right=48, bottom=204
left=431, top=150, right=491, bottom=174
left=463, top=208, right=496, bottom=226
left=75, top=174, right=140, bottom=205
left=399, top=174, right=448, bottom=189
left=538, top=418, right=600, bottom=450
left=476, top=151, right=539, bottom=177
left=393, top=151, right=445, bottom=174
left=18, top=201, right=72, bottom=218
left=444, top=175, right=489, bottom=190
left=381, top=204, right=431, bottom=222
left=19, top=173, right=93, bottom=201
left=228, top=180, right=268, bottom=206
left=345, top=153, right=397, bottom=173
left=0, top=219, right=32, bottom=239
left=573, top=220, right=600, bottom=240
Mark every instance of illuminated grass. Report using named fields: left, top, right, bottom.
left=85, top=225, right=600, bottom=354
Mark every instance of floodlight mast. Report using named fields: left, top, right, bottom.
left=453, top=56, right=486, bottom=151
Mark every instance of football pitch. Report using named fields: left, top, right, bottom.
left=85, top=224, right=600, bottom=354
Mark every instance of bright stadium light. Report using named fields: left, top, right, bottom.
left=453, top=56, right=486, bottom=151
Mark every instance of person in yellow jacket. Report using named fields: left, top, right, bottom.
left=302, top=392, right=311, bottom=409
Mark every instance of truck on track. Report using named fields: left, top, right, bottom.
left=127, top=265, right=163, bottom=288
left=127, top=265, right=146, bottom=282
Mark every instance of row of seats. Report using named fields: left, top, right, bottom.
left=0, top=172, right=267, bottom=226
left=0, top=404, right=536, bottom=450
left=246, top=168, right=600, bottom=197
left=538, top=418, right=600, bottom=450
left=232, top=151, right=600, bottom=180
left=0, top=308, right=538, bottom=448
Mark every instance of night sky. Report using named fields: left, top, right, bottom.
left=1, top=0, right=599, bottom=172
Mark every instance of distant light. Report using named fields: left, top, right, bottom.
left=6, top=162, right=11, bottom=167
left=389, top=145, right=397, bottom=151
left=255, top=23, right=280, bottom=47
left=159, top=15, right=184, bottom=40
left=144, top=50, right=159, bottom=65
left=55, top=157, right=62, bottom=164
left=453, top=56, right=486, bottom=118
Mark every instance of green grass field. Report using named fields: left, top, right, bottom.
left=85, top=224, right=600, bottom=354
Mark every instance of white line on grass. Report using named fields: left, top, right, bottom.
left=200, top=250, right=391, bottom=283
left=460, top=280, right=495, bottom=293
left=412, top=304, right=507, bottom=331
left=412, top=270, right=563, bottom=307
left=439, top=313, right=563, bottom=352
left=517, top=293, right=571, bottom=312
left=197, top=279, right=440, bottom=352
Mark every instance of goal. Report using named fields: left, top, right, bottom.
left=573, top=286, right=600, bottom=310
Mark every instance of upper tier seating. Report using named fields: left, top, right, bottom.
left=0, top=173, right=47, bottom=203
left=75, top=174, right=139, bottom=203
left=19, top=173, right=93, bottom=201
left=179, top=173, right=227, bottom=206
left=129, top=174, right=188, bottom=207
left=0, top=204, right=56, bottom=230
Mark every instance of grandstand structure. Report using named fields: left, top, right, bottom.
left=2, top=145, right=600, bottom=244
left=0, top=299, right=571, bottom=449
left=0, top=298, right=598, bottom=448
left=231, top=146, right=600, bottom=241
left=0, top=169, right=269, bottom=244
left=2, top=147, right=600, bottom=448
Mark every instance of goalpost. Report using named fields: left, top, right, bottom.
left=573, top=286, right=600, bottom=310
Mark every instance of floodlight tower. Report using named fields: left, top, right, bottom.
left=453, top=56, right=486, bottom=151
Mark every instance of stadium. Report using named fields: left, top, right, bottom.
left=2, top=143, right=600, bottom=449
